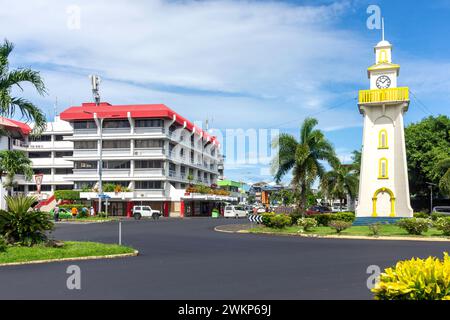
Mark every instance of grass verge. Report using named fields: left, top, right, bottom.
left=248, top=225, right=449, bottom=238
left=0, top=241, right=135, bottom=264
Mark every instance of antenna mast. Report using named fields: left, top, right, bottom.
left=381, top=17, right=385, bottom=41
left=89, top=75, right=101, bottom=106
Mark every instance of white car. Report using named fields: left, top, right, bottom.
left=224, top=205, right=247, bottom=218
left=132, top=205, right=161, bottom=220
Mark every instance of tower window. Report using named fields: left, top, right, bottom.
left=379, top=158, right=388, bottom=179
left=378, top=129, right=388, bottom=149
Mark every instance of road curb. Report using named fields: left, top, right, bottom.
left=214, top=225, right=450, bottom=242
left=0, top=250, right=139, bottom=267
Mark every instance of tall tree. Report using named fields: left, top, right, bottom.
left=0, top=39, right=47, bottom=134
left=437, top=158, right=450, bottom=197
left=272, top=117, right=338, bottom=213
left=351, top=149, right=362, bottom=176
left=405, top=115, right=450, bottom=196
left=321, top=163, right=358, bottom=210
left=0, top=150, right=33, bottom=192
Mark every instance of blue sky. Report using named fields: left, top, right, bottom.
left=0, top=0, right=449, bottom=184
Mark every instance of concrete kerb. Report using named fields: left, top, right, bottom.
left=214, top=224, right=450, bottom=242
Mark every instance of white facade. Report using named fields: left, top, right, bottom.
left=356, top=39, right=413, bottom=218
left=14, top=116, right=74, bottom=198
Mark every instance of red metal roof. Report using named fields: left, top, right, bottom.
left=0, top=117, right=32, bottom=135
left=60, top=102, right=219, bottom=145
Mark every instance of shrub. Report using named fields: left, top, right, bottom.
left=328, top=220, right=352, bottom=234
left=261, top=213, right=291, bottom=229
left=434, top=217, right=450, bottom=236
left=54, top=190, right=80, bottom=201
left=396, top=218, right=431, bottom=235
left=297, top=218, right=317, bottom=232
left=0, top=196, right=54, bottom=246
left=289, top=211, right=303, bottom=226
left=59, top=204, right=85, bottom=211
left=311, top=212, right=355, bottom=226
left=0, top=236, right=7, bottom=252
left=372, top=253, right=450, bottom=300
left=431, top=212, right=447, bottom=221
left=368, top=223, right=382, bottom=236
left=58, top=212, right=72, bottom=219
left=334, top=212, right=356, bottom=223
left=413, top=212, right=429, bottom=219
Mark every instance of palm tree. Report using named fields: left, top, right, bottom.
left=437, top=158, right=450, bottom=197
left=351, top=150, right=362, bottom=176
left=0, top=150, right=33, bottom=193
left=0, top=39, right=47, bottom=134
left=272, top=117, right=338, bottom=213
left=321, top=163, right=358, bottom=210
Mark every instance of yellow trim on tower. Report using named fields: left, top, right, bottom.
left=378, top=158, right=389, bottom=179
left=372, top=187, right=396, bottom=217
left=378, top=129, right=389, bottom=149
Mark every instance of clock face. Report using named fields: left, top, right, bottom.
left=376, top=75, right=391, bottom=89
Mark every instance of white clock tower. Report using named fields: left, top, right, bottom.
left=355, top=29, right=413, bottom=220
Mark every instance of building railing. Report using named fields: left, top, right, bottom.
left=358, top=87, right=409, bottom=104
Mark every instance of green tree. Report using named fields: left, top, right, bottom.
left=0, top=39, right=47, bottom=134
left=351, top=149, right=362, bottom=176
left=0, top=150, right=33, bottom=192
left=437, top=158, right=450, bottom=197
left=405, top=115, right=450, bottom=196
left=321, top=163, right=358, bottom=210
left=272, top=117, right=338, bottom=213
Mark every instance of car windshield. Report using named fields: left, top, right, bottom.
left=225, top=206, right=232, bottom=210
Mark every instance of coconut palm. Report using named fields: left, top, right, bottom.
left=0, top=150, right=33, bottom=192
left=437, top=158, right=450, bottom=196
left=272, top=117, right=338, bottom=213
left=321, top=163, right=358, bottom=210
left=0, top=39, right=47, bottom=134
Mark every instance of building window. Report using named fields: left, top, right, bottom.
left=135, top=119, right=163, bottom=128
left=55, top=168, right=73, bottom=175
left=75, top=181, right=97, bottom=189
left=55, top=134, right=71, bottom=141
left=28, top=184, right=51, bottom=192
left=135, top=181, right=163, bottom=189
left=134, top=139, right=163, bottom=148
left=379, top=158, right=388, bottom=179
left=74, top=121, right=96, bottom=129
left=55, top=151, right=73, bottom=157
left=74, top=141, right=97, bottom=150
left=28, top=152, right=51, bottom=158
left=33, top=168, right=51, bottom=175
left=135, top=160, right=163, bottom=169
left=55, top=184, right=74, bottom=190
left=103, top=181, right=130, bottom=187
left=103, top=120, right=130, bottom=129
left=379, top=129, right=388, bottom=149
left=29, top=135, right=51, bottom=142
left=74, top=161, right=98, bottom=169
left=102, top=161, right=130, bottom=169
left=102, top=140, right=130, bottom=149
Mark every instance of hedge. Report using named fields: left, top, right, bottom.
left=310, top=212, right=355, bottom=226
left=54, top=190, right=80, bottom=201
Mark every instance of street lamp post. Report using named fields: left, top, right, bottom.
left=426, top=182, right=437, bottom=214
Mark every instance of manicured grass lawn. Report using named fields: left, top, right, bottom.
left=249, top=225, right=449, bottom=238
left=0, top=241, right=135, bottom=264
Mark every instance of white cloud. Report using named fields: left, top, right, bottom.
left=0, top=0, right=370, bottom=131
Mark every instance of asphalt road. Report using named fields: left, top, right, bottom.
left=0, top=218, right=449, bottom=300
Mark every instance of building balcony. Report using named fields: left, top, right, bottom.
left=358, top=87, right=409, bottom=104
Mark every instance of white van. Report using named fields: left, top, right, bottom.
left=224, top=205, right=247, bottom=218
left=132, top=205, right=161, bottom=219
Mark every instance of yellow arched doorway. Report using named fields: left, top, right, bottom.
left=372, top=187, right=395, bottom=217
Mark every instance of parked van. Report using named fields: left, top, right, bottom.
left=224, top=205, right=247, bottom=218
left=132, top=205, right=161, bottom=219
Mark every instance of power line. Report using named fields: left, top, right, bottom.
left=410, top=90, right=433, bottom=116
left=267, top=96, right=357, bottom=129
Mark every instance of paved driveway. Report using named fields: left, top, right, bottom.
left=0, top=218, right=448, bottom=299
